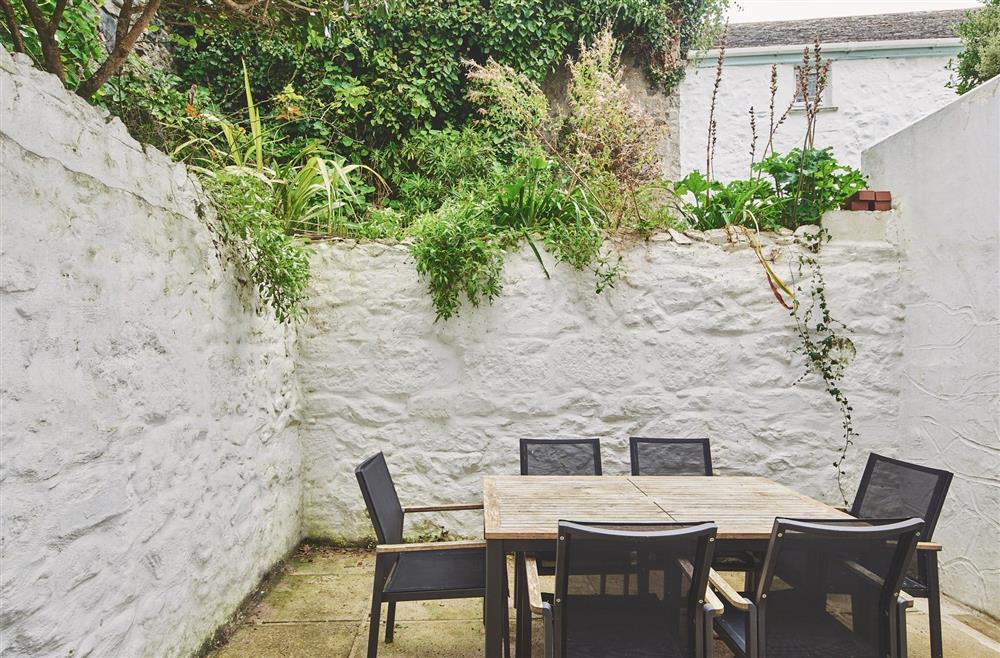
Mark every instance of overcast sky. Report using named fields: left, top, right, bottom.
left=729, top=0, right=982, bottom=23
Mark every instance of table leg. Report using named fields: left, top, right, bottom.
left=515, top=553, right=532, bottom=657
left=486, top=539, right=506, bottom=658
left=927, top=550, right=944, bottom=658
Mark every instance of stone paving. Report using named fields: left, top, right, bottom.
left=209, top=547, right=1000, bottom=658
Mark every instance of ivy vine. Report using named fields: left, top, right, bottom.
left=792, top=227, right=857, bottom=504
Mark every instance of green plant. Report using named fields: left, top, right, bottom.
left=792, top=227, right=857, bottom=503
left=562, top=30, right=664, bottom=229
left=99, top=56, right=218, bottom=153
left=0, top=0, right=104, bottom=89
left=203, top=171, right=312, bottom=323
left=410, top=203, right=506, bottom=321
left=754, top=148, right=865, bottom=228
left=1, top=0, right=164, bottom=99
left=170, top=0, right=728, bottom=153
left=949, top=0, right=1000, bottom=94
left=274, top=148, right=379, bottom=236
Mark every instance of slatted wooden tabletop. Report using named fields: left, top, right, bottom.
left=483, top=475, right=852, bottom=540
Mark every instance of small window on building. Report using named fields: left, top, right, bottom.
left=794, top=64, right=832, bottom=107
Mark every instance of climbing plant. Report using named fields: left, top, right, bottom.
left=671, top=38, right=863, bottom=499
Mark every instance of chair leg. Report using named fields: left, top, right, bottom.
left=367, top=567, right=384, bottom=658
left=927, top=551, right=943, bottom=658
left=384, top=601, right=396, bottom=643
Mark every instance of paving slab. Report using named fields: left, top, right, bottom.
left=210, top=548, right=1000, bottom=658
left=288, top=548, right=374, bottom=576
left=255, top=574, right=370, bottom=622
left=214, top=621, right=358, bottom=658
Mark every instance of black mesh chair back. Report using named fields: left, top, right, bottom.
left=520, top=439, right=602, bottom=476
left=355, top=452, right=404, bottom=546
left=757, top=518, right=923, bottom=658
left=630, top=437, right=713, bottom=476
left=850, top=453, right=952, bottom=541
left=553, top=521, right=717, bottom=658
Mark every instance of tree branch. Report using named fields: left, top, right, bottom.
left=47, top=0, right=68, bottom=32
left=115, top=0, right=134, bottom=45
left=18, top=0, right=64, bottom=80
left=76, top=0, right=161, bottom=99
left=0, top=0, right=26, bottom=53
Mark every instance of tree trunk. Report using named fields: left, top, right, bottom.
left=0, top=0, right=26, bottom=53
left=75, top=0, right=162, bottom=100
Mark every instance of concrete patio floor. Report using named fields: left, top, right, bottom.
left=209, top=546, right=1000, bottom=658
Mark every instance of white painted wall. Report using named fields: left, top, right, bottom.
left=863, top=77, right=1000, bottom=619
left=297, top=219, right=906, bottom=543
left=680, top=52, right=958, bottom=180
left=0, top=49, right=303, bottom=657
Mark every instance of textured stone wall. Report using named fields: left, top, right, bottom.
left=0, top=49, right=302, bottom=657
left=679, top=54, right=957, bottom=180
left=864, top=78, right=1000, bottom=619
left=297, top=215, right=905, bottom=543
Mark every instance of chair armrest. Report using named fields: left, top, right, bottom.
left=844, top=559, right=913, bottom=605
left=917, top=541, right=942, bottom=552
left=525, top=554, right=546, bottom=614
left=675, top=558, right=724, bottom=615
left=705, top=587, right=725, bottom=615
left=403, top=503, right=484, bottom=513
left=709, top=569, right=753, bottom=611
left=375, top=540, right=486, bottom=554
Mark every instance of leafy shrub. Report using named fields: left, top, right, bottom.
left=562, top=30, right=665, bottom=229
left=672, top=149, right=865, bottom=231
left=374, top=125, right=505, bottom=215
left=949, top=0, right=1000, bottom=94
left=170, top=0, right=727, bottom=152
left=410, top=203, right=506, bottom=321
left=753, top=147, right=866, bottom=227
left=100, top=57, right=218, bottom=154
left=204, top=172, right=311, bottom=323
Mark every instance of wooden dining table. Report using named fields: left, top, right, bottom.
left=481, top=474, right=857, bottom=658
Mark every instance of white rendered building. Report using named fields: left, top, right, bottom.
left=679, top=10, right=966, bottom=180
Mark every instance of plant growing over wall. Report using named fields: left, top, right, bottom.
left=948, top=0, right=1000, bottom=94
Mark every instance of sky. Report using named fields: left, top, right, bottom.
left=728, top=0, right=982, bottom=23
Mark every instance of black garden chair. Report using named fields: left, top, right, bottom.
left=520, top=438, right=603, bottom=476
left=710, top=517, right=924, bottom=658
left=526, top=521, right=723, bottom=658
left=630, top=437, right=714, bottom=476
left=355, top=452, right=509, bottom=658
left=846, top=453, right=953, bottom=658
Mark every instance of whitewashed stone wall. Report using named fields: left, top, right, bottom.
left=679, top=52, right=958, bottom=181
left=297, top=216, right=905, bottom=543
left=864, top=77, right=1000, bottom=619
left=0, top=49, right=302, bottom=657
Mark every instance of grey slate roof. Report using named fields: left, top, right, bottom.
left=725, top=9, right=968, bottom=49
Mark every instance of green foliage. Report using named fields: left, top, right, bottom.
left=374, top=125, right=505, bottom=215
left=949, top=0, right=1000, bottom=94
left=754, top=148, right=866, bottom=227
left=170, top=0, right=727, bottom=153
left=100, top=57, right=218, bottom=154
left=791, top=227, right=857, bottom=504
left=410, top=203, right=506, bottom=321
left=204, top=171, right=311, bottom=323
left=672, top=149, right=865, bottom=231
left=0, top=0, right=104, bottom=89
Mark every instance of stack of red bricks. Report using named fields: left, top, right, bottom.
left=843, top=190, right=892, bottom=211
